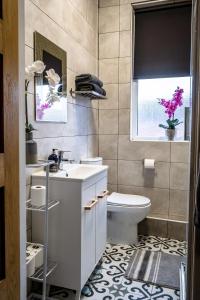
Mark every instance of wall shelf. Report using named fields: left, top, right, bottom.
left=28, top=261, right=57, bottom=282
left=70, top=88, right=107, bottom=100
left=26, top=199, right=60, bottom=212
left=26, top=160, right=58, bottom=300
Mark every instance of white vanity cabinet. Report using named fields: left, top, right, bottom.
left=31, top=166, right=108, bottom=299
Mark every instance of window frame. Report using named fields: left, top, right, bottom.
left=130, top=0, right=192, bottom=141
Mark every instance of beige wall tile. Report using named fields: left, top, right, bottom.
left=99, top=6, right=120, bottom=33
left=99, top=135, right=118, bottom=159
left=99, top=59, right=119, bottom=84
left=119, top=57, right=131, bottom=83
left=98, top=1, right=189, bottom=223
left=99, top=109, right=119, bottom=134
left=69, top=0, right=88, bottom=17
left=119, top=109, right=130, bottom=134
left=138, top=218, right=168, bottom=238
left=99, top=32, right=120, bottom=59
left=118, top=160, right=170, bottom=188
left=99, top=84, right=119, bottom=109
left=118, top=185, right=170, bottom=218
left=108, top=184, right=118, bottom=193
left=87, top=135, right=99, bottom=157
left=120, top=0, right=134, bottom=4
left=120, top=30, right=131, bottom=57
left=167, top=220, right=186, bottom=240
left=34, top=136, right=88, bottom=162
left=118, top=135, right=171, bottom=162
left=87, top=108, right=99, bottom=135
left=86, top=0, right=98, bottom=32
left=169, top=190, right=188, bottom=221
left=170, top=163, right=190, bottom=190
left=171, top=141, right=190, bottom=163
left=120, top=4, right=131, bottom=31
left=119, top=83, right=131, bottom=108
left=104, top=159, right=118, bottom=184
left=100, top=0, right=120, bottom=7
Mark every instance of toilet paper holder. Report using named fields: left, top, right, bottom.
left=144, top=159, right=155, bottom=170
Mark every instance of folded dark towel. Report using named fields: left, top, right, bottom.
left=75, top=74, right=103, bottom=87
left=76, top=83, right=106, bottom=96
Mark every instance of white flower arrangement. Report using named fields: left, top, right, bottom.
left=45, top=68, right=61, bottom=87
left=25, top=60, right=62, bottom=130
left=25, top=60, right=46, bottom=81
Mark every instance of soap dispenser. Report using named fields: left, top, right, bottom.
left=48, top=149, right=59, bottom=172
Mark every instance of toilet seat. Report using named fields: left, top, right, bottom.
left=107, top=192, right=150, bottom=208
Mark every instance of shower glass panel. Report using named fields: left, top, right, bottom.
left=0, top=187, right=5, bottom=280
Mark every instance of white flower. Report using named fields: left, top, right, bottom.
left=32, top=60, right=46, bottom=74
left=25, top=60, right=46, bottom=81
left=25, top=65, right=35, bottom=81
left=45, top=69, right=60, bottom=87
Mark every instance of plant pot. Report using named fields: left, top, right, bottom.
left=165, top=129, right=176, bottom=141
left=26, top=132, right=38, bottom=164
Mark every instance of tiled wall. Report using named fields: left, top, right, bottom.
left=25, top=0, right=99, bottom=162
left=25, top=0, right=99, bottom=237
left=98, top=0, right=190, bottom=238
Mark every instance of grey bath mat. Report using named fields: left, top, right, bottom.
left=125, top=249, right=183, bottom=289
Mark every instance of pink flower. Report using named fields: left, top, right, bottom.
left=37, top=102, right=52, bottom=120
left=158, top=87, right=184, bottom=119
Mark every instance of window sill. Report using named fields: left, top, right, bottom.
left=130, top=136, right=190, bottom=143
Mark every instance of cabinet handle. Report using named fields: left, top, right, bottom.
left=97, top=190, right=109, bottom=199
left=84, top=199, right=98, bottom=210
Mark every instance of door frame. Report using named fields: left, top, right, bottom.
left=187, top=0, right=200, bottom=299
left=0, top=0, right=26, bottom=299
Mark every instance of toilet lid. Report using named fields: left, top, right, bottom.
left=107, top=192, right=150, bottom=207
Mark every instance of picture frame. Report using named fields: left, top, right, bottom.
left=34, top=31, right=67, bottom=123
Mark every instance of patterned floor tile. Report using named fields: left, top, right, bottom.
left=151, top=285, right=180, bottom=300
left=81, top=280, right=118, bottom=299
left=135, top=236, right=163, bottom=252
left=49, top=286, right=76, bottom=299
left=34, top=236, right=184, bottom=300
left=160, top=238, right=187, bottom=256
left=115, top=277, right=153, bottom=300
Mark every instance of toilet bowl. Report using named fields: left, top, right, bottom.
left=107, top=192, right=151, bottom=244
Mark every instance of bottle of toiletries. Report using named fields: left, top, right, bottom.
left=48, top=149, right=59, bottom=172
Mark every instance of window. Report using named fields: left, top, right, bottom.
left=135, top=77, right=191, bottom=140
left=131, top=2, right=192, bottom=140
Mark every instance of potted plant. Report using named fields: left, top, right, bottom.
left=25, top=60, right=46, bottom=164
left=25, top=61, right=61, bottom=164
left=158, top=87, right=184, bottom=141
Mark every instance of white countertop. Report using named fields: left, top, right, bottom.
left=32, top=163, right=108, bottom=182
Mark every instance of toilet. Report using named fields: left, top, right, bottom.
left=80, top=157, right=103, bottom=165
left=107, top=192, right=151, bottom=244
left=80, top=157, right=151, bottom=244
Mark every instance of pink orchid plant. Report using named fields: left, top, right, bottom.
left=158, top=87, right=184, bottom=130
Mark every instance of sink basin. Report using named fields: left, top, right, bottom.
left=33, top=163, right=108, bottom=181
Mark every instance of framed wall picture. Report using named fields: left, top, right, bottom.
left=34, top=31, right=67, bottom=123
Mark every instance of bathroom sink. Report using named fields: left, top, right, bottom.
left=33, top=163, right=108, bottom=181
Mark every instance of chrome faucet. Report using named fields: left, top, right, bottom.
left=58, top=150, right=71, bottom=170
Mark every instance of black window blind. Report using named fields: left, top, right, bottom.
left=133, top=3, right=192, bottom=79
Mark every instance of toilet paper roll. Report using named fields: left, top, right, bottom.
left=28, top=244, right=44, bottom=268
left=31, top=185, right=46, bottom=207
left=26, top=252, right=36, bottom=277
left=144, top=159, right=155, bottom=170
